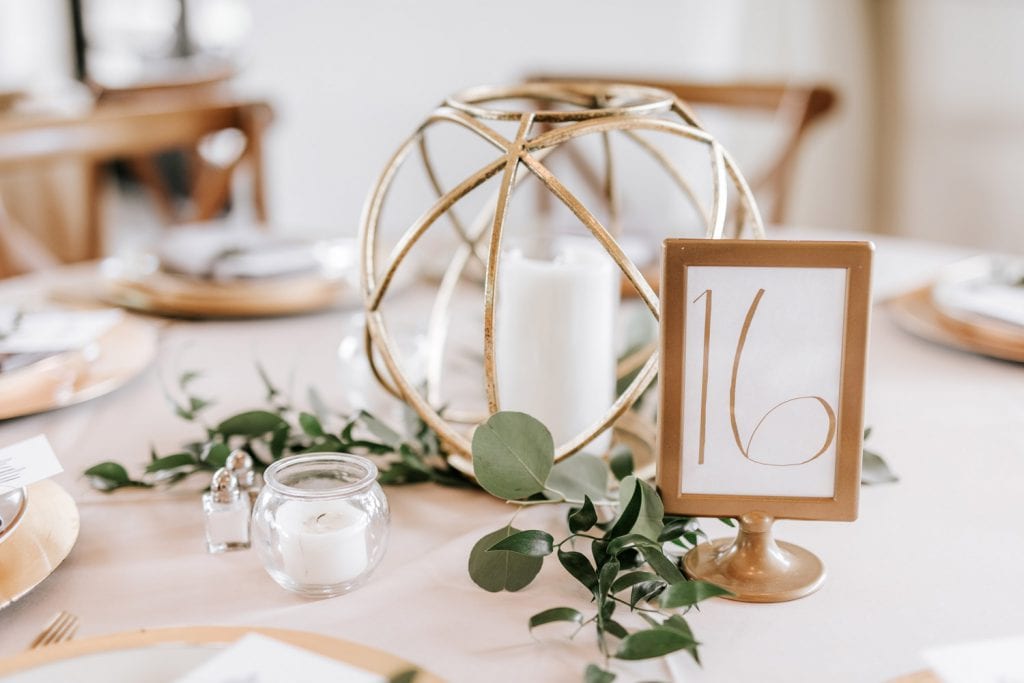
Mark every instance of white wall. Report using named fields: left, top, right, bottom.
left=879, top=0, right=1024, bottom=252
left=235, top=0, right=874, bottom=237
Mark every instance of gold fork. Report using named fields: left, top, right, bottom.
left=28, top=611, right=80, bottom=649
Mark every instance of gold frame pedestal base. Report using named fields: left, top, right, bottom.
left=682, top=512, right=825, bottom=603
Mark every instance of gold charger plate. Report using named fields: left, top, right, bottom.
left=0, top=480, right=80, bottom=610
left=887, top=286, right=1024, bottom=363
left=0, top=318, right=158, bottom=421
left=102, top=269, right=349, bottom=318
left=0, top=626, right=443, bottom=681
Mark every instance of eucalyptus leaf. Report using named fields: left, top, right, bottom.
left=584, top=665, right=617, bottom=683
left=472, top=412, right=553, bottom=501
left=84, top=462, right=151, bottom=491
left=544, top=453, right=610, bottom=503
left=468, top=527, right=543, bottom=592
left=217, top=410, right=287, bottom=437
left=660, top=580, right=732, bottom=608
left=603, top=619, right=629, bottom=640
left=616, top=476, right=664, bottom=542
left=528, top=607, right=585, bottom=632
left=615, top=627, right=697, bottom=660
left=862, top=449, right=899, bottom=485
left=487, top=530, right=554, bottom=557
left=179, top=370, right=202, bottom=388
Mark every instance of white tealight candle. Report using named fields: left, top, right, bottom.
left=496, top=241, right=619, bottom=452
left=275, top=499, right=370, bottom=586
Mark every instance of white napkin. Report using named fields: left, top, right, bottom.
left=0, top=308, right=122, bottom=354
left=924, top=634, right=1024, bottom=683
left=932, top=256, right=1024, bottom=329
left=157, top=224, right=322, bottom=280
left=173, top=633, right=387, bottom=683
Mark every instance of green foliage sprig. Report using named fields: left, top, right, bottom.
left=84, top=365, right=472, bottom=492
left=467, top=411, right=730, bottom=682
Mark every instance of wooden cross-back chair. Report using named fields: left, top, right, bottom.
left=0, top=95, right=273, bottom=276
left=527, top=75, right=837, bottom=225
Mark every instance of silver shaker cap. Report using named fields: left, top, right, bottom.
left=210, top=468, right=239, bottom=504
left=225, top=449, right=255, bottom=489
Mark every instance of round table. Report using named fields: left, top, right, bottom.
left=0, top=230, right=1019, bottom=682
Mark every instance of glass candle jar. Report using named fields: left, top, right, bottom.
left=252, top=453, right=389, bottom=597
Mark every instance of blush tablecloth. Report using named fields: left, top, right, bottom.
left=0, top=230, right=1021, bottom=682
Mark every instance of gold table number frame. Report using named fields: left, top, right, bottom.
left=657, top=239, right=872, bottom=601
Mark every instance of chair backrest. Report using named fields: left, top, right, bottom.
left=0, top=94, right=274, bottom=262
left=527, top=76, right=836, bottom=225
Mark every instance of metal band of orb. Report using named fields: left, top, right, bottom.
left=358, top=82, right=765, bottom=463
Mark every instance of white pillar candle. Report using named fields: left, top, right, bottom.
left=496, top=241, right=619, bottom=453
left=275, top=499, right=370, bottom=585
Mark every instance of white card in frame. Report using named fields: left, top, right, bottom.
left=656, top=239, right=873, bottom=602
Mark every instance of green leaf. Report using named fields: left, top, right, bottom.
left=584, top=664, right=616, bottom=683
left=202, top=443, right=231, bottom=469
left=84, top=461, right=129, bottom=486
left=606, top=481, right=643, bottom=540
left=862, top=449, right=899, bottom=485
left=299, top=412, right=325, bottom=437
left=144, top=452, right=196, bottom=473
left=179, top=370, right=202, bottom=388
left=528, top=607, right=585, bottom=632
left=255, top=361, right=279, bottom=400
left=188, top=396, right=212, bottom=413
left=269, top=424, right=289, bottom=460
left=388, top=669, right=418, bottom=683
left=598, top=558, right=620, bottom=600
left=603, top=619, right=629, bottom=640
left=471, top=412, right=554, bottom=501
left=610, top=571, right=659, bottom=594
left=615, top=627, right=697, bottom=660
left=640, top=546, right=686, bottom=585
left=557, top=549, right=598, bottom=591
left=658, top=517, right=695, bottom=543
left=487, top=529, right=554, bottom=557
left=863, top=426, right=873, bottom=440
left=543, top=453, right=609, bottom=503
left=629, top=580, right=664, bottom=609
left=307, top=386, right=331, bottom=421
left=217, top=410, right=287, bottom=437
left=468, top=527, right=543, bottom=592
left=660, top=580, right=732, bottom=608
left=609, top=445, right=634, bottom=481
left=377, top=462, right=431, bottom=485
left=605, top=533, right=660, bottom=557
left=718, top=517, right=736, bottom=528
left=616, top=476, right=664, bottom=542
left=568, top=495, right=598, bottom=533
left=357, top=410, right=403, bottom=447
left=83, top=462, right=151, bottom=491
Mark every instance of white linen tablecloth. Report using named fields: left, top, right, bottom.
left=0, top=232, right=1021, bottom=683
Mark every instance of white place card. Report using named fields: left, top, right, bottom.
left=174, top=633, right=388, bottom=683
left=0, top=308, right=123, bottom=354
left=0, top=435, right=63, bottom=492
left=924, top=634, right=1024, bottom=683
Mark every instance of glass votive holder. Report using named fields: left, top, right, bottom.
left=252, top=453, right=389, bottom=598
